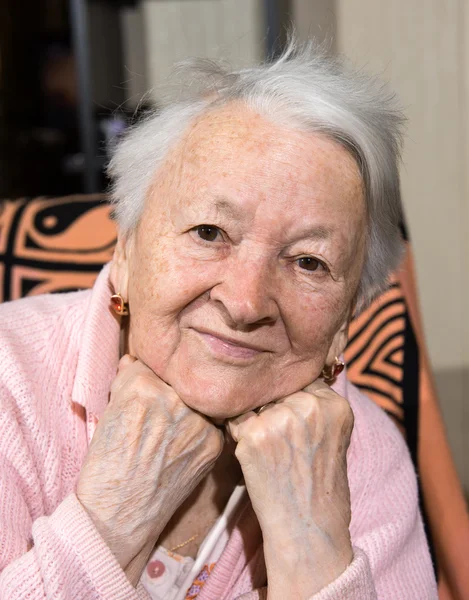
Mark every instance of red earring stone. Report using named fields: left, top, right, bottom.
left=321, top=358, right=345, bottom=383
left=110, top=293, right=129, bottom=316
left=333, top=360, right=345, bottom=378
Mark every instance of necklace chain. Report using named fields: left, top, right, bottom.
left=168, top=534, right=198, bottom=554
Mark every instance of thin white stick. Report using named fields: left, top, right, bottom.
left=174, top=484, right=247, bottom=600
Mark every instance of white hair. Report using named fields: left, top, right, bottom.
left=108, top=40, right=405, bottom=311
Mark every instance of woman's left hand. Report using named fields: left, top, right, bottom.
left=227, top=379, right=354, bottom=599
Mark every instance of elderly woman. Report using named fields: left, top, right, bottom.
left=0, top=43, right=437, bottom=599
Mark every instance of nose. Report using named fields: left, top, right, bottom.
left=209, top=255, right=279, bottom=328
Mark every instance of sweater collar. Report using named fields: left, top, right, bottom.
left=72, top=263, right=121, bottom=417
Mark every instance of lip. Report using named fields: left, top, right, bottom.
left=192, top=328, right=269, bottom=360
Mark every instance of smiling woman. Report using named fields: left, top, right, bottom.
left=0, top=40, right=437, bottom=600
left=115, top=106, right=365, bottom=420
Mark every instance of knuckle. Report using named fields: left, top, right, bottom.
left=210, top=432, right=224, bottom=455
left=197, top=428, right=224, bottom=464
left=130, top=372, right=155, bottom=393
left=328, top=398, right=354, bottom=438
left=315, top=388, right=352, bottom=421
left=123, top=373, right=179, bottom=410
left=335, top=397, right=354, bottom=423
left=300, top=393, right=320, bottom=416
left=257, top=405, right=293, bottom=434
left=111, top=372, right=151, bottom=403
left=275, top=405, right=297, bottom=428
left=314, top=386, right=336, bottom=402
left=234, top=437, right=255, bottom=462
left=244, top=423, right=269, bottom=447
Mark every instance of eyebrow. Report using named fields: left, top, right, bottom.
left=295, top=224, right=335, bottom=242
left=212, top=196, right=245, bottom=220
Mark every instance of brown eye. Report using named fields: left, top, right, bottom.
left=196, top=225, right=220, bottom=242
left=298, top=256, right=322, bottom=271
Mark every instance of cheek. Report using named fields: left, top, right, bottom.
left=286, top=287, right=347, bottom=353
left=129, top=240, right=192, bottom=311
left=128, top=241, right=220, bottom=348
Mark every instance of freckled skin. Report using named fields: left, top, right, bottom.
left=115, top=102, right=367, bottom=419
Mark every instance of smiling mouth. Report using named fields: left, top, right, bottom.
left=192, top=329, right=269, bottom=361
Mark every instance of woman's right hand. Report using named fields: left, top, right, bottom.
left=76, top=355, right=224, bottom=573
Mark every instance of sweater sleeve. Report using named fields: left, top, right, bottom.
left=0, top=387, right=149, bottom=599
left=237, top=550, right=374, bottom=600
left=0, top=492, right=150, bottom=600
left=308, top=388, right=438, bottom=599
left=238, top=388, right=438, bottom=600
left=0, top=295, right=150, bottom=599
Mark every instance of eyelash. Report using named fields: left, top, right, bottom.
left=295, top=256, right=328, bottom=273
left=191, top=224, right=329, bottom=274
left=192, top=224, right=224, bottom=243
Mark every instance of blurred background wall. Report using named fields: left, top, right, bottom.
left=0, top=0, right=467, bottom=491
left=119, top=1, right=266, bottom=107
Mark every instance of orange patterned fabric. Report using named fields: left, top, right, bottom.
left=345, top=278, right=405, bottom=431
left=0, top=195, right=115, bottom=302
left=1, top=195, right=468, bottom=599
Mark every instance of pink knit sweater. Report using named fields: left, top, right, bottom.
left=0, top=265, right=437, bottom=599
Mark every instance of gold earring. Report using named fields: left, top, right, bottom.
left=110, top=293, right=129, bottom=316
left=321, top=357, right=345, bottom=383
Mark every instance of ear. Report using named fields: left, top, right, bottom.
left=109, top=231, right=132, bottom=303
left=324, top=311, right=351, bottom=366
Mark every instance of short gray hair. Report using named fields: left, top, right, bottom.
left=108, top=40, right=405, bottom=311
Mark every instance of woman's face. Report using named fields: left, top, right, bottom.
left=114, top=104, right=367, bottom=419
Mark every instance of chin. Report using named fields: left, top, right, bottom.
left=179, top=388, right=252, bottom=420
left=169, top=375, right=261, bottom=420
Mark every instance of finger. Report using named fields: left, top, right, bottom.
left=303, top=378, right=338, bottom=396
left=111, top=356, right=166, bottom=399
left=272, top=382, right=335, bottom=420
left=116, top=356, right=168, bottom=386
left=255, top=402, right=276, bottom=415
left=227, top=411, right=257, bottom=442
left=118, top=353, right=137, bottom=372
left=289, top=380, right=354, bottom=436
left=277, top=387, right=341, bottom=421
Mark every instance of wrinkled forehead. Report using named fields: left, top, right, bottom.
left=182, top=102, right=281, bottom=158
left=146, top=101, right=365, bottom=221
left=182, top=102, right=362, bottom=178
